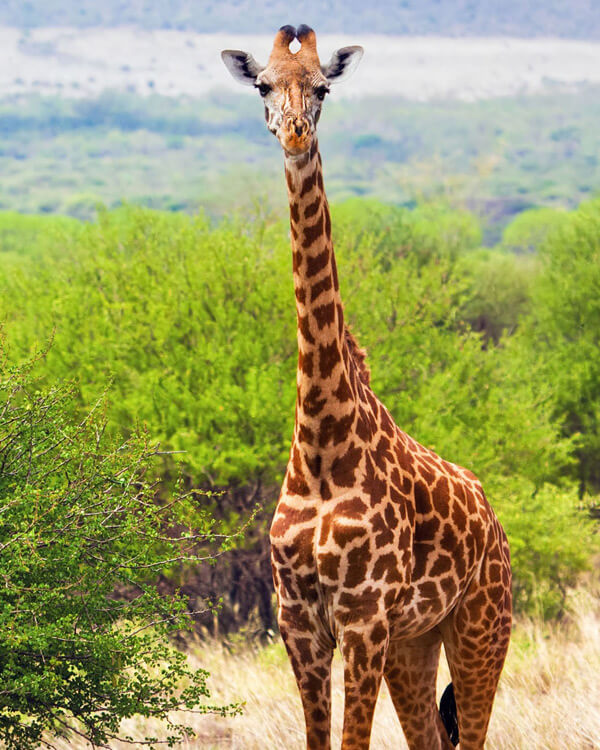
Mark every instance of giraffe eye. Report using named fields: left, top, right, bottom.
left=315, top=86, right=329, bottom=101
left=256, top=82, right=271, bottom=97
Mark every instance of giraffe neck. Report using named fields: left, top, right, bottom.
left=284, top=141, right=361, bottom=460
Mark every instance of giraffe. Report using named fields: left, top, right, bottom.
left=222, top=25, right=512, bottom=750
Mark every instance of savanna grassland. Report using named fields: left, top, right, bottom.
left=1, top=195, right=599, bottom=746
left=1, top=19, right=600, bottom=748
left=49, top=588, right=600, bottom=749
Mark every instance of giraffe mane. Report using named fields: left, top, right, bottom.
left=344, top=325, right=371, bottom=386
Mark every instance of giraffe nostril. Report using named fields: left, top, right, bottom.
left=295, top=123, right=304, bottom=137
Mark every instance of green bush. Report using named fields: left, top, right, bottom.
left=0, top=200, right=597, bottom=618
left=501, top=207, right=565, bottom=253
left=1, top=207, right=297, bottom=486
left=0, top=211, right=78, bottom=262
left=456, top=249, right=537, bottom=342
left=527, top=197, right=600, bottom=494
left=0, top=348, right=238, bottom=749
left=491, top=480, right=593, bottom=618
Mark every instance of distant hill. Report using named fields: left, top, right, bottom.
left=2, top=0, right=600, bottom=38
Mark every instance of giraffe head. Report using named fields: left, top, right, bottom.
left=222, top=25, right=363, bottom=156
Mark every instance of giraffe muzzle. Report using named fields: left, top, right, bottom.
left=280, top=115, right=312, bottom=154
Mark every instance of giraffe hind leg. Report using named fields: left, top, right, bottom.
left=383, top=631, right=455, bottom=750
left=440, top=534, right=512, bottom=749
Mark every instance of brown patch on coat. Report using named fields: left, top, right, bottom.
left=304, top=195, right=321, bottom=219
left=331, top=442, right=363, bottom=487
left=300, top=171, right=317, bottom=197
left=306, top=247, right=330, bottom=277
left=303, top=212, right=324, bottom=248
left=314, top=301, right=336, bottom=329
left=319, top=340, right=340, bottom=378
left=310, top=275, right=332, bottom=302
left=303, top=385, right=327, bottom=416
left=333, top=372, right=353, bottom=402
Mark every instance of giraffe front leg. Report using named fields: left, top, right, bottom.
left=279, top=608, right=334, bottom=750
left=339, top=620, right=389, bottom=749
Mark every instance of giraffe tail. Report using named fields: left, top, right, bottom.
left=439, top=682, right=459, bottom=746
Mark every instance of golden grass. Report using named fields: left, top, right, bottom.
left=51, top=588, right=600, bottom=749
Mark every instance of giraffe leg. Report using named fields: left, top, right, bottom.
left=339, top=621, right=389, bottom=749
left=440, top=542, right=512, bottom=750
left=383, top=631, right=454, bottom=750
left=278, top=613, right=334, bottom=750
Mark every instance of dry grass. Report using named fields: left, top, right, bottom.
left=50, top=589, right=600, bottom=749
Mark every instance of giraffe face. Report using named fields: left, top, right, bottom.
left=222, top=25, right=363, bottom=156
left=254, top=59, right=329, bottom=156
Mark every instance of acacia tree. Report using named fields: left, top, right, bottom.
left=0, top=349, right=239, bottom=749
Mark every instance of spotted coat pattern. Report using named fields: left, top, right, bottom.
left=224, top=26, right=512, bottom=750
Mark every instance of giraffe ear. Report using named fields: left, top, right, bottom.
left=321, top=46, right=364, bottom=83
left=221, top=50, right=264, bottom=86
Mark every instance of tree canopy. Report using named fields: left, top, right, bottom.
left=1, top=199, right=597, bottom=619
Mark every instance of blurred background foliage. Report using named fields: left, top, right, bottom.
left=1, top=198, right=598, bottom=618
left=2, top=87, right=600, bottom=246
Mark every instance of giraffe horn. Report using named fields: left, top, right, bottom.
left=269, top=24, right=297, bottom=60
left=296, top=24, right=318, bottom=56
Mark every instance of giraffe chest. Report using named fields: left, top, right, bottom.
left=270, top=477, right=413, bottom=633
left=271, top=431, right=495, bottom=640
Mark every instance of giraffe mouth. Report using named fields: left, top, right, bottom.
left=281, top=134, right=312, bottom=155
left=279, top=117, right=313, bottom=155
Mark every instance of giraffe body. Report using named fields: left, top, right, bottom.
left=223, top=26, right=512, bottom=750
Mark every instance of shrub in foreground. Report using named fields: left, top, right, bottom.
left=0, top=349, right=238, bottom=749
